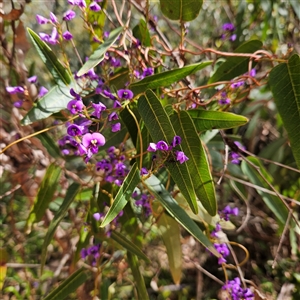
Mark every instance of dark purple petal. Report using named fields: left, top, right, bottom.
left=36, top=14, right=49, bottom=24
left=28, top=75, right=37, bottom=83
left=111, top=122, right=121, bottom=132
left=63, top=10, right=76, bottom=21
left=6, top=86, right=25, bottom=94
left=171, top=135, right=181, bottom=147
left=38, top=86, right=48, bottom=97
left=117, top=89, right=134, bottom=100
left=175, top=151, right=189, bottom=164
left=90, top=1, right=101, bottom=11
left=156, top=141, right=168, bottom=151
left=63, top=31, right=73, bottom=40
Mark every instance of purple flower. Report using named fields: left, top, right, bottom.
left=86, top=68, right=98, bottom=80
left=39, top=33, right=50, bottom=42
left=91, top=102, right=106, bottom=119
left=156, top=141, right=169, bottom=151
left=36, top=14, right=49, bottom=24
left=171, top=135, right=181, bottom=147
left=28, top=75, right=37, bottom=83
left=70, top=88, right=81, bottom=100
left=108, top=112, right=118, bottom=121
left=231, top=81, right=244, bottom=89
left=222, top=23, right=235, bottom=32
left=229, top=34, right=237, bottom=41
left=219, top=91, right=230, bottom=105
left=90, top=1, right=101, bottom=11
left=77, top=0, right=87, bottom=8
left=175, top=151, right=189, bottom=164
left=48, top=27, right=58, bottom=44
left=14, top=100, right=23, bottom=108
left=80, top=248, right=88, bottom=259
left=214, top=243, right=230, bottom=264
left=249, top=68, right=256, bottom=77
left=117, top=89, right=134, bottom=100
left=67, top=99, right=84, bottom=114
left=93, top=212, right=103, bottom=221
left=49, top=12, right=58, bottom=24
left=113, top=100, right=121, bottom=108
left=111, top=123, right=121, bottom=132
left=147, top=142, right=157, bottom=152
left=63, top=10, right=76, bottom=21
left=221, top=205, right=239, bottom=221
left=140, top=167, right=148, bottom=175
left=6, top=86, right=24, bottom=94
left=222, top=277, right=254, bottom=300
left=142, top=67, right=154, bottom=77
left=38, top=86, right=48, bottom=98
left=63, top=31, right=73, bottom=40
left=80, top=132, right=106, bottom=158
left=102, top=89, right=116, bottom=100
left=67, top=124, right=84, bottom=136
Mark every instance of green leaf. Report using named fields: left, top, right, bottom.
left=208, top=40, right=263, bottom=83
left=110, top=231, right=149, bottom=262
left=133, top=19, right=151, bottom=47
left=130, top=61, right=212, bottom=95
left=76, top=27, right=123, bottom=77
left=157, top=212, right=182, bottom=285
left=41, top=183, right=81, bottom=273
left=269, top=54, right=300, bottom=169
left=37, top=132, right=62, bottom=158
left=21, top=84, right=73, bottom=125
left=43, top=268, right=89, bottom=300
left=160, top=0, right=203, bottom=21
left=241, top=157, right=289, bottom=225
left=100, top=163, right=140, bottom=227
left=187, top=110, right=249, bottom=132
left=137, top=90, right=197, bottom=213
left=26, top=163, right=62, bottom=233
left=127, top=253, right=149, bottom=300
left=144, top=175, right=219, bottom=256
left=120, top=104, right=140, bottom=146
left=170, top=111, right=217, bottom=215
left=27, top=28, right=71, bottom=86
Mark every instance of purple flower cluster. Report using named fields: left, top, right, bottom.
left=230, top=141, right=245, bottom=164
left=214, top=242, right=230, bottom=264
left=147, top=136, right=189, bottom=164
left=222, top=277, right=254, bottom=300
left=221, top=205, right=239, bottom=221
left=219, top=91, right=231, bottom=105
left=134, top=67, right=154, bottom=80
left=80, top=243, right=101, bottom=266
left=96, top=146, right=129, bottom=186
left=132, top=190, right=152, bottom=218
left=6, top=78, right=48, bottom=108
left=221, top=22, right=236, bottom=42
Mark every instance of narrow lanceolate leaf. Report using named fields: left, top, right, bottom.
left=26, top=163, right=62, bottom=233
left=144, top=175, right=219, bottom=257
left=130, top=61, right=212, bottom=95
left=27, top=28, right=71, bottom=86
left=137, top=90, right=197, bottom=213
left=208, top=40, right=262, bottom=83
left=77, top=27, right=123, bottom=77
left=41, top=183, right=81, bottom=273
left=43, top=268, right=89, bottom=300
left=157, top=212, right=182, bottom=285
left=160, top=0, right=203, bottom=21
left=241, top=157, right=289, bottom=225
left=269, top=54, right=300, bottom=169
left=170, top=111, right=217, bottom=216
left=100, top=163, right=140, bottom=227
left=187, top=110, right=248, bottom=132
left=127, top=253, right=149, bottom=300
left=110, top=231, right=149, bottom=262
